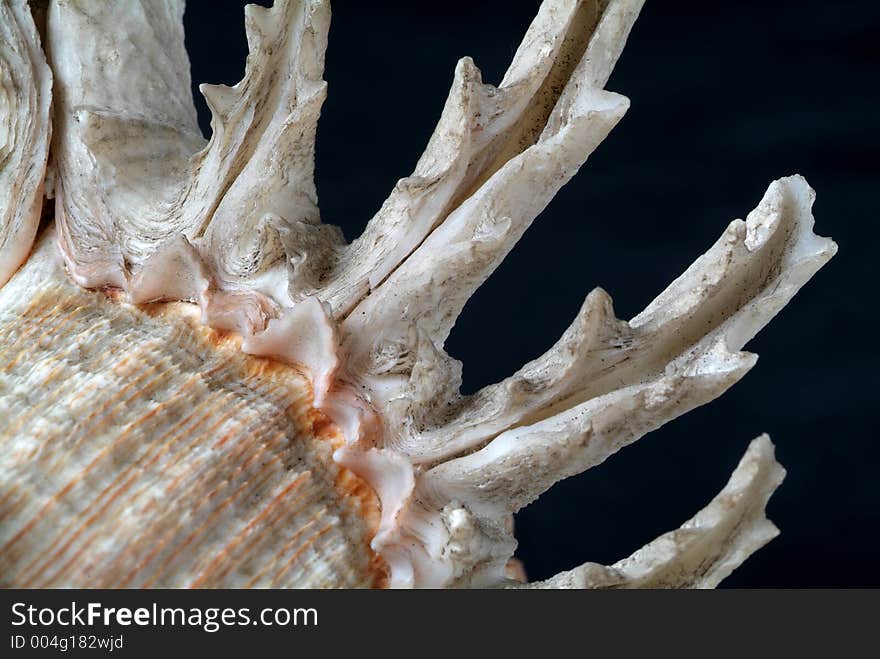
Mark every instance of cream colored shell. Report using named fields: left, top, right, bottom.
left=0, top=0, right=836, bottom=588
left=0, top=235, right=381, bottom=587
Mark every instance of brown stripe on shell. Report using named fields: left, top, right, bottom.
left=0, top=240, right=385, bottom=588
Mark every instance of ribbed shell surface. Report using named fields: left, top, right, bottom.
left=0, top=237, right=383, bottom=588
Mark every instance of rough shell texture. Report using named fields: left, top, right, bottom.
left=0, top=0, right=836, bottom=588
left=0, top=234, right=382, bottom=588
left=0, top=0, right=51, bottom=286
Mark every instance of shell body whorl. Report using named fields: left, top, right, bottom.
left=0, top=237, right=383, bottom=588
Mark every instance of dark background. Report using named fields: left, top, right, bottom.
left=183, top=1, right=879, bottom=587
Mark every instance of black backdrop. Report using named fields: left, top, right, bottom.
left=182, top=0, right=879, bottom=587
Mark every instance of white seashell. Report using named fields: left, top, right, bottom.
left=0, top=0, right=836, bottom=588
left=0, top=0, right=51, bottom=287
left=0, top=232, right=381, bottom=587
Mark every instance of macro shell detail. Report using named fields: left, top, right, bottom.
left=0, top=236, right=382, bottom=588
left=0, top=0, right=836, bottom=588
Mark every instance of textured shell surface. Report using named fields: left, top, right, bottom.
left=0, top=0, right=836, bottom=589
left=0, top=235, right=381, bottom=587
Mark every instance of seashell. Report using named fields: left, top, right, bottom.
left=0, top=0, right=51, bottom=286
left=0, top=0, right=836, bottom=588
left=0, top=234, right=381, bottom=587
